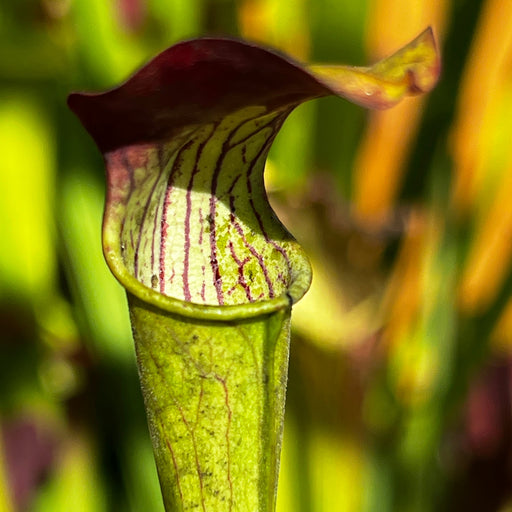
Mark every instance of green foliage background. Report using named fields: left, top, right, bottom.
left=1, top=1, right=512, bottom=511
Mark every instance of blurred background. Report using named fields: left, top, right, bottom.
left=1, top=0, right=512, bottom=510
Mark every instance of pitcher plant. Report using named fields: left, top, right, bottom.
left=68, top=28, right=439, bottom=512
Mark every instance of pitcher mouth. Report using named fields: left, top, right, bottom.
left=68, top=31, right=439, bottom=322
left=97, top=106, right=314, bottom=320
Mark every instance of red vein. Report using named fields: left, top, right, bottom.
left=228, top=240, right=253, bottom=301
left=227, top=115, right=280, bottom=150
left=164, top=435, right=185, bottom=505
left=231, top=217, right=274, bottom=298
left=128, top=151, right=163, bottom=280
left=198, top=208, right=204, bottom=245
left=183, top=136, right=209, bottom=301
left=214, top=375, right=233, bottom=512
left=207, top=115, right=275, bottom=305
left=159, top=140, right=194, bottom=294
left=200, top=266, right=206, bottom=302
left=208, top=135, right=228, bottom=304
left=151, top=146, right=173, bottom=274
left=245, top=124, right=293, bottom=279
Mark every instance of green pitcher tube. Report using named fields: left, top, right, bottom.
left=129, top=296, right=292, bottom=511
left=68, top=29, right=439, bottom=512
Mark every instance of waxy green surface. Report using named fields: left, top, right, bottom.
left=130, top=296, right=290, bottom=511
